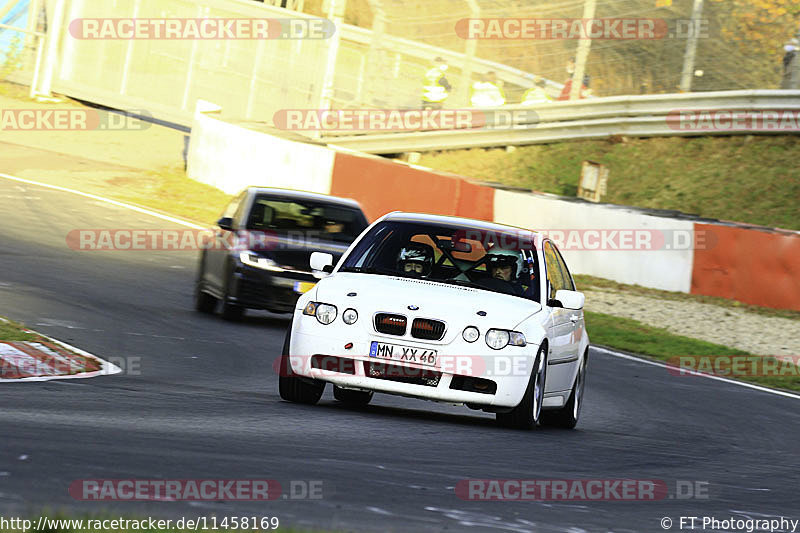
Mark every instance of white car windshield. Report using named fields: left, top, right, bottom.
left=340, top=221, right=540, bottom=301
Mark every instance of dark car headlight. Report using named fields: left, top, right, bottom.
left=239, top=251, right=283, bottom=271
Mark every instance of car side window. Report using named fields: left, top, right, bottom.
left=552, top=244, right=575, bottom=291
left=221, top=192, right=245, bottom=220
left=543, top=241, right=566, bottom=300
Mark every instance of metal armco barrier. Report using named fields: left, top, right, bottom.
left=324, top=90, right=800, bottom=153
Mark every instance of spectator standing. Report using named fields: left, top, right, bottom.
left=521, top=77, right=553, bottom=105
left=558, top=57, right=591, bottom=100
left=421, top=57, right=452, bottom=110
left=781, top=38, right=799, bottom=89
left=470, top=71, right=506, bottom=107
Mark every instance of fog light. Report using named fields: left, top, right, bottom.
left=462, top=326, right=480, bottom=343
left=343, top=308, right=358, bottom=325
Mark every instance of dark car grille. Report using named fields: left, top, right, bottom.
left=411, top=318, right=446, bottom=341
left=374, top=313, right=407, bottom=336
left=237, top=280, right=297, bottom=310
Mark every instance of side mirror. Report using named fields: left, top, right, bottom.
left=217, top=217, right=234, bottom=231
left=310, top=252, right=334, bottom=273
left=553, top=289, right=585, bottom=310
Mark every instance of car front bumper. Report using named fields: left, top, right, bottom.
left=288, top=310, right=559, bottom=409
left=231, top=266, right=317, bottom=313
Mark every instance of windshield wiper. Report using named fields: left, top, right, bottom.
left=431, top=278, right=484, bottom=290
left=339, top=266, right=397, bottom=275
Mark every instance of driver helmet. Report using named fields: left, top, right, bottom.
left=485, top=248, right=523, bottom=281
left=397, top=243, right=434, bottom=277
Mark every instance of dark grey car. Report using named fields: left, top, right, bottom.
left=195, top=187, right=369, bottom=320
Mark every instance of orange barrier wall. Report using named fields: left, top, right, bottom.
left=330, top=152, right=494, bottom=222
left=691, top=224, right=800, bottom=311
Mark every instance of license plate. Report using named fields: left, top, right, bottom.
left=369, top=341, right=438, bottom=367
left=293, top=281, right=316, bottom=294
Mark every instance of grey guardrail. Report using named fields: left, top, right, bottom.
left=324, top=90, right=800, bottom=154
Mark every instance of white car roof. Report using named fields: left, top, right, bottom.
left=381, top=212, right=542, bottom=245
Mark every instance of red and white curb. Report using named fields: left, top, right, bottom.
left=0, top=320, right=121, bottom=383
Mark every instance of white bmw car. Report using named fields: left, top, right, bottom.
left=279, top=212, right=589, bottom=429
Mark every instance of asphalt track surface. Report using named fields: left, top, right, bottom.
left=1, top=176, right=799, bottom=533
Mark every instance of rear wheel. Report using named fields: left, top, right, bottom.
left=334, top=385, right=373, bottom=406
left=541, top=355, right=586, bottom=429
left=278, top=324, right=325, bottom=404
left=496, top=345, right=547, bottom=430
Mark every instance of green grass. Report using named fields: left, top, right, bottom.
left=105, top=163, right=233, bottom=225
left=418, top=136, right=800, bottom=231
left=574, top=274, right=800, bottom=321
left=0, top=316, right=38, bottom=342
left=585, top=311, right=800, bottom=392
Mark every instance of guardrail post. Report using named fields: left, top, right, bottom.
left=319, top=0, right=346, bottom=111
left=38, top=0, right=66, bottom=97
left=679, top=0, right=704, bottom=93
left=570, top=0, right=596, bottom=100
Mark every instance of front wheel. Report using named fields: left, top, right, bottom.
left=496, top=345, right=547, bottom=430
left=278, top=324, right=324, bottom=405
left=221, top=269, right=244, bottom=321
left=334, top=385, right=373, bottom=406
left=540, top=355, right=586, bottom=429
left=194, top=256, right=218, bottom=313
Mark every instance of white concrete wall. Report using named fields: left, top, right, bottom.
left=494, top=190, right=695, bottom=293
left=187, top=110, right=335, bottom=196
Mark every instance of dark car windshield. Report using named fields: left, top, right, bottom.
left=246, top=195, right=368, bottom=244
left=340, top=220, right=540, bottom=301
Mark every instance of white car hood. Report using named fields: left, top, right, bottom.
left=316, top=272, right=541, bottom=328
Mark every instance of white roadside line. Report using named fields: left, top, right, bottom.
left=0, top=331, right=122, bottom=383
left=0, top=171, right=201, bottom=383
left=0, top=172, right=205, bottom=230
left=592, top=345, right=800, bottom=401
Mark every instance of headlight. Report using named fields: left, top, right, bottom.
left=342, top=308, right=358, bottom=325
left=239, top=251, right=283, bottom=271
left=462, top=326, right=480, bottom=343
left=303, top=301, right=337, bottom=325
left=485, top=329, right=510, bottom=350
left=485, top=329, right=526, bottom=350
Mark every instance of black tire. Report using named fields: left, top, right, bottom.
left=278, top=324, right=325, bottom=405
left=221, top=268, right=244, bottom=321
left=496, top=345, right=547, bottom=430
left=541, top=355, right=587, bottom=429
left=194, top=255, right=218, bottom=313
left=333, top=385, right=373, bottom=406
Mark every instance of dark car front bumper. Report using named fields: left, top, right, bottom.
left=230, top=265, right=317, bottom=313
